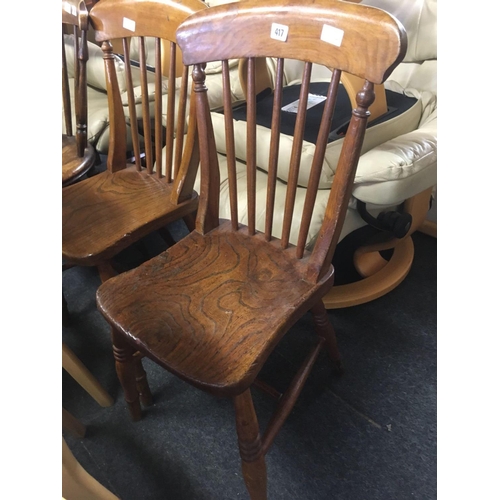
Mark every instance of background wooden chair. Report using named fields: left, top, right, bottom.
left=63, top=0, right=206, bottom=399
left=95, top=1, right=407, bottom=498
left=63, top=0, right=203, bottom=277
left=62, top=0, right=97, bottom=187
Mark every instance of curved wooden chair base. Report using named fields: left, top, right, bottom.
left=323, top=187, right=435, bottom=309
left=322, top=236, right=414, bottom=309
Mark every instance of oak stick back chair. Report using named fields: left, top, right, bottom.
left=63, top=0, right=204, bottom=275
left=96, top=1, right=407, bottom=498
left=62, top=0, right=97, bottom=187
left=63, top=0, right=205, bottom=401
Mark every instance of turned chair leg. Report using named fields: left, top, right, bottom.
left=310, top=300, right=343, bottom=374
left=234, top=389, right=267, bottom=500
left=99, top=260, right=152, bottom=408
left=133, top=353, right=153, bottom=407
left=112, top=328, right=142, bottom=422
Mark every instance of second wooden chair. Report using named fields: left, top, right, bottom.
left=63, top=0, right=206, bottom=397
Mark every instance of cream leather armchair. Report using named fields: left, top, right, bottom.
left=201, top=0, right=437, bottom=308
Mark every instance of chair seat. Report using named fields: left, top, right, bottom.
left=62, top=135, right=96, bottom=187
left=96, top=222, right=334, bottom=396
left=62, top=165, right=199, bottom=266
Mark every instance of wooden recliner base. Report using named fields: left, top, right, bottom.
left=323, top=187, right=435, bottom=309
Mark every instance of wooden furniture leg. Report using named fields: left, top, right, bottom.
left=234, top=389, right=267, bottom=500
left=310, top=300, right=343, bottom=372
left=63, top=437, right=120, bottom=500
left=134, top=353, right=154, bottom=407
left=63, top=292, right=70, bottom=327
left=99, top=260, right=153, bottom=407
left=62, top=408, right=86, bottom=438
left=112, top=329, right=142, bottom=422
left=62, top=343, right=114, bottom=407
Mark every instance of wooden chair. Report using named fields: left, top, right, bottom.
left=96, top=1, right=407, bottom=498
left=62, top=0, right=97, bottom=187
left=63, top=0, right=203, bottom=273
left=63, top=0, right=205, bottom=397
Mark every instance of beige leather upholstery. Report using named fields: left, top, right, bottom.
left=352, top=0, right=437, bottom=206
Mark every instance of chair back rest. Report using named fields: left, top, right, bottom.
left=177, top=0, right=407, bottom=282
left=89, top=0, right=205, bottom=199
left=62, top=0, right=90, bottom=158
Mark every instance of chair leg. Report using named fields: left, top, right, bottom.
left=234, top=389, right=267, bottom=500
left=62, top=408, right=86, bottom=438
left=62, top=343, right=114, bottom=407
left=133, top=353, right=153, bottom=407
left=111, top=328, right=142, bottom=422
left=63, top=291, right=70, bottom=327
left=310, top=300, right=343, bottom=374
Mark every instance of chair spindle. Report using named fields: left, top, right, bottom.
left=246, top=57, right=257, bottom=235
left=62, top=29, right=72, bottom=136
left=264, top=57, right=285, bottom=241
left=296, top=69, right=341, bottom=258
left=73, top=26, right=79, bottom=89
left=76, top=25, right=88, bottom=157
left=174, top=65, right=189, bottom=178
left=308, top=80, right=376, bottom=281
left=139, top=37, right=153, bottom=173
left=155, top=37, right=163, bottom=178
left=281, top=61, right=312, bottom=248
left=164, top=41, right=177, bottom=181
left=222, top=59, right=239, bottom=230
left=102, top=40, right=127, bottom=172
left=122, top=38, right=142, bottom=171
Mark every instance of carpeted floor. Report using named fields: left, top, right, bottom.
left=62, top=222, right=436, bottom=500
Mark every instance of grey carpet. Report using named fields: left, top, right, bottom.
left=62, top=223, right=436, bottom=500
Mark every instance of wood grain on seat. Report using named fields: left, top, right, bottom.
left=63, top=166, right=198, bottom=266
left=98, top=221, right=334, bottom=396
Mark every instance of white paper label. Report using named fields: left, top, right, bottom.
left=281, top=94, right=327, bottom=113
left=270, top=23, right=289, bottom=42
left=123, top=17, right=136, bottom=32
left=64, top=3, right=71, bottom=14
left=71, top=5, right=77, bottom=15
left=320, top=24, right=344, bottom=47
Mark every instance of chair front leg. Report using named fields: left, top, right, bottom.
left=133, top=353, right=153, bottom=406
left=234, top=389, right=267, bottom=500
left=310, top=300, right=343, bottom=374
left=112, top=328, right=142, bottom=421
